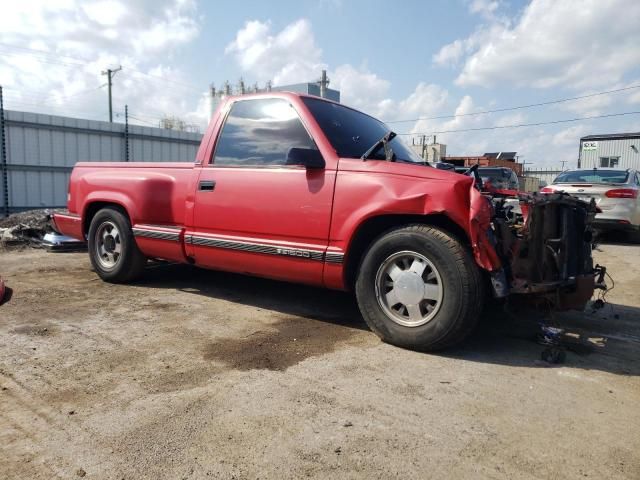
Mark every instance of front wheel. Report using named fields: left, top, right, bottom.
left=88, top=207, right=146, bottom=283
left=355, top=225, right=483, bottom=351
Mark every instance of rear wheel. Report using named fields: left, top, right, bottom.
left=355, top=225, right=483, bottom=351
left=88, top=207, right=146, bottom=283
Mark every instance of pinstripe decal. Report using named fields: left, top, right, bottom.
left=186, top=234, right=339, bottom=263
left=324, top=252, right=345, bottom=264
left=132, top=226, right=181, bottom=242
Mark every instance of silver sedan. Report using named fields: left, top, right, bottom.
left=542, top=168, right=640, bottom=237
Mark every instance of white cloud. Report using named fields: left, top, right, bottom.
left=552, top=125, right=590, bottom=147
left=225, top=19, right=325, bottom=86
left=558, top=93, right=613, bottom=116
left=0, top=0, right=205, bottom=128
left=468, top=0, right=501, bottom=20
left=81, top=1, right=128, bottom=26
left=224, top=18, right=450, bottom=123
left=437, top=0, right=640, bottom=90
left=432, top=23, right=505, bottom=68
left=493, top=112, right=526, bottom=127
left=432, top=40, right=464, bottom=67
left=630, top=91, right=640, bottom=105
left=330, top=64, right=391, bottom=115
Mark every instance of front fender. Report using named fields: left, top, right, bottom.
left=332, top=169, right=501, bottom=272
left=469, top=186, right=502, bottom=272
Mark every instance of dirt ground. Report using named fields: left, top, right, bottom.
left=1, top=241, right=639, bottom=479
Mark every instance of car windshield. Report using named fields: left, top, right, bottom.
left=554, top=169, right=629, bottom=184
left=301, top=97, right=425, bottom=163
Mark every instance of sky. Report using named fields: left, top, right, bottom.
left=1, top=0, right=640, bottom=168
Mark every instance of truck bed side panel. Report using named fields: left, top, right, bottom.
left=66, top=162, right=196, bottom=262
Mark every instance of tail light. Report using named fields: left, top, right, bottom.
left=605, top=188, right=638, bottom=199
left=540, top=186, right=554, bottom=193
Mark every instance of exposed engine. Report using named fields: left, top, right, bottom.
left=489, top=191, right=605, bottom=310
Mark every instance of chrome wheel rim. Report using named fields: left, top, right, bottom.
left=375, top=250, right=443, bottom=327
left=94, top=221, right=122, bottom=270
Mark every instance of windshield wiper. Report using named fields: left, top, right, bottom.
left=361, top=131, right=396, bottom=161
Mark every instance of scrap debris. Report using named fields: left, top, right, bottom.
left=0, top=209, right=85, bottom=251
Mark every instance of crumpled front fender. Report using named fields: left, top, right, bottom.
left=468, top=185, right=502, bottom=272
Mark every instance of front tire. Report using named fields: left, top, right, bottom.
left=88, top=207, right=146, bottom=283
left=355, top=225, right=483, bottom=351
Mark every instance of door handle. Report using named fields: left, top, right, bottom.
left=199, top=180, right=216, bottom=192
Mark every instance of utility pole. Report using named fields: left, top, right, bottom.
left=560, top=159, right=567, bottom=171
left=101, top=66, right=122, bottom=122
left=517, top=154, right=529, bottom=176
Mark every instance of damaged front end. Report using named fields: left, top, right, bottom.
left=476, top=187, right=606, bottom=310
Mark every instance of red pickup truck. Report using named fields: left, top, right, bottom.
left=53, top=92, right=600, bottom=350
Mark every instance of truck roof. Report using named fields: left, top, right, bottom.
left=224, top=90, right=341, bottom=106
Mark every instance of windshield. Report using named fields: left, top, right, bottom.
left=554, top=169, right=629, bottom=184
left=478, top=168, right=519, bottom=189
left=301, top=97, right=424, bottom=163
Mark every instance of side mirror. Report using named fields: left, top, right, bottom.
left=286, top=147, right=325, bottom=169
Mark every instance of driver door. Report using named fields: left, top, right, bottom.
left=189, top=97, right=335, bottom=286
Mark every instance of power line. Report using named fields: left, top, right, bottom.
left=127, top=114, right=159, bottom=127
left=0, top=43, right=88, bottom=65
left=385, top=84, right=640, bottom=124
left=3, top=85, right=106, bottom=105
left=0, top=50, right=86, bottom=69
left=396, top=110, right=640, bottom=136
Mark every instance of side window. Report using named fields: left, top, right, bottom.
left=213, top=98, right=317, bottom=167
left=600, top=156, right=620, bottom=168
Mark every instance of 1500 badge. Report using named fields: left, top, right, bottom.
left=276, top=248, right=311, bottom=258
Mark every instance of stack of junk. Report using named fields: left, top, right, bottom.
left=0, top=209, right=85, bottom=251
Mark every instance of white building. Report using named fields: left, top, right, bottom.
left=579, top=132, right=640, bottom=169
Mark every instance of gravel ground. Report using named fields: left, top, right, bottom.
left=0, top=242, right=639, bottom=479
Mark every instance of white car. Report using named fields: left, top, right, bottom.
left=542, top=168, right=640, bottom=237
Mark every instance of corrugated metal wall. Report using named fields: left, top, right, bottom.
left=580, top=137, right=640, bottom=169
left=0, top=110, right=202, bottom=213
left=524, top=167, right=563, bottom=185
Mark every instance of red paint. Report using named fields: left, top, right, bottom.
left=54, top=92, right=501, bottom=290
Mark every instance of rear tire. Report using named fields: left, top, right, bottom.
left=88, top=207, right=146, bottom=283
left=355, top=225, right=483, bottom=351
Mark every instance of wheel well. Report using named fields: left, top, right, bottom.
left=83, top=202, right=128, bottom=235
left=343, top=214, right=471, bottom=290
